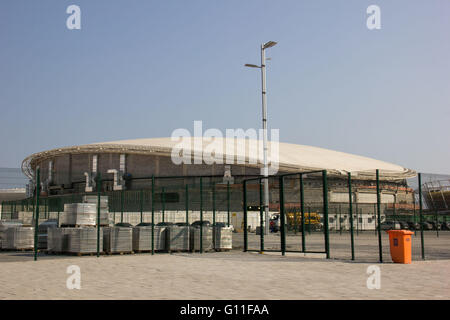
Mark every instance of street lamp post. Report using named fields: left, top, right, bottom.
left=245, top=41, right=277, bottom=235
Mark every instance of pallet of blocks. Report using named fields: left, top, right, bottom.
left=190, top=226, right=213, bottom=252
left=38, top=219, right=58, bottom=249
left=61, top=203, right=97, bottom=226
left=82, top=195, right=108, bottom=207
left=4, top=227, right=34, bottom=250
left=103, top=227, right=133, bottom=254
left=67, top=227, right=103, bottom=255
left=132, top=225, right=167, bottom=252
left=213, top=226, right=233, bottom=251
left=82, top=196, right=111, bottom=226
left=47, top=228, right=79, bottom=253
left=168, top=226, right=190, bottom=252
left=0, top=220, right=22, bottom=249
left=11, top=212, right=33, bottom=225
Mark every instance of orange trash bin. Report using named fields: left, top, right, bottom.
left=386, top=230, right=414, bottom=264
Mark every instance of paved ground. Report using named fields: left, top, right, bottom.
left=236, top=231, right=450, bottom=262
left=0, top=231, right=448, bottom=299
left=0, top=250, right=449, bottom=299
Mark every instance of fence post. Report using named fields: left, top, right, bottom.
left=227, top=181, right=230, bottom=227
left=96, top=173, right=101, bottom=258
left=300, top=174, right=306, bottom=252
left=140, top=189, right=143, bottom=224
left=200, top=177, right=203, bottom=254
left=374, top=203, right=377, bottom=235
left=243, top=180, right=248, bottom=252
left=376, top=169, right=383, bottom=263
left=212, top=183, right=216, bottom=226
left=393, top=195, right=396, bottom=223
left=212, top=183, right=216, bottom=249
left=185, top=184, right=189, bottom=224
left=162, top=187, right=165, bottom=223
left=339, top=205, right=342, bottom=235
left=335, top=208, right=338, bottom=232
left=308, top=207, right=311, bottom=235
left=120, top=189, right=124, bottom=223
left=419, top=173, right=425, bottom=260
left=259, top=179, right=264, bottom=253
left=348, top=172, right=355, bottom=260
left=322, top=170, right=330, bottom=259
left=57, top=198, right=61, bottom=227
left=33, top=167, right=41, bottom=261
left=435, top=208, right=439, bottom=238
left=151, top=176, right=155, bottom=255
left=294, top=211, right=297, bottom=235
left=279, top=176, right=286, bottom=256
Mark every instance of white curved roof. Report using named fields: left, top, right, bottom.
left=22, top=137, right=415, bottom=180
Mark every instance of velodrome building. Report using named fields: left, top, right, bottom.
left=21, top=137, right=417, bottom=229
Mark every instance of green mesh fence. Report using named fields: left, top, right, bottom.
left=2, top=171, right=450, bottom=261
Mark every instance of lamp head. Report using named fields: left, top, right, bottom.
left=263, top=41, right=277, bottom=49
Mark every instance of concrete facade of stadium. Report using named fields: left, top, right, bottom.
left=20, top=138, right=417, bottom=229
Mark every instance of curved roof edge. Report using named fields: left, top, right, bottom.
left=22, top=138, right=416, bottom=181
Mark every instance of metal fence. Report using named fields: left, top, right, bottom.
left=241, top=170, right=450, bottom=262
left=242, top=170, right=329, bottom=256
left=1, top=169, right=449, bottom=262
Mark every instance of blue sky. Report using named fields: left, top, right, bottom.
left=0, top=0, right=449, bottom=174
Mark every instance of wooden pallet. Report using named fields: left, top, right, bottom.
left=44, top=251, right=103, bottom=256
left=168, top=249, right=191, bottom=254
left=214, top=248, right=232, bottom=252
left=104, top=251, right=134, bottom=255
left=133, top=250, right=150, bottom=254
left=60, top=224, right=108, bottom=228
left=68, top=252, right=103, bottom=257
left=133, top=249, right=166, bottom=254
left=45, top=250, right=62, bottom=255
left=1, top=248, right=35, bottom=252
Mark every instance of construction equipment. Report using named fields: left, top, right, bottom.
left=284, top=212, right=323, bottom=232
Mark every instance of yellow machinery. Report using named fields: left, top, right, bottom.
left=286, top=212, right=322, bottom=227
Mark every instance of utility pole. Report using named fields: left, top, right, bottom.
left=245, top=40, right=278, bottom=235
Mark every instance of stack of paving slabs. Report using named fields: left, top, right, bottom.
left=67, top=227, right=103, bottom=254
left=213, top=226, right=233, bottom=250
left=11, top=212, right=33, bottom=225
left=5, top=227, right=34, bottom=250
left=38, top=219, right=58, bottom=249
left=132, top=225, right=167, bottom=251
left=190, top=226, right=213, bottom=252
left=61, top=203, right=97, bottom=226
left=103, top=227, right=132, bottom=253
left=168, top=226, right=190, bottom=251
left=0, top=220, right=22, bottom=249
left=47, top=228, right=79, bottom=253
left=82, top=196, right=111, bottom=226
left=82, top=195, right=108, bottom=207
